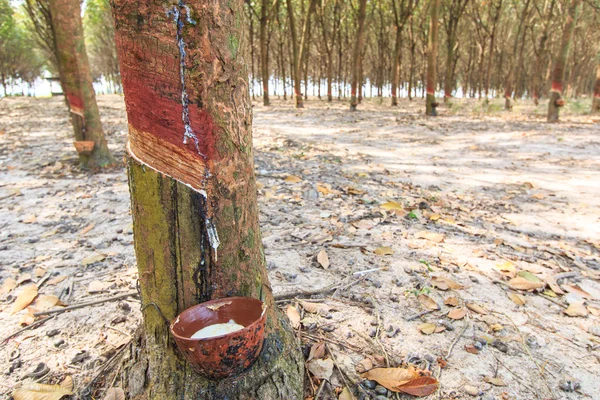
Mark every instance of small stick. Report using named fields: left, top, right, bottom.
left=314, top=379, right=327, bottom=400
left=274, top=283, right=339, bottom=300
left=36, top=274, right=50, bottom=289
left=33, top=292, right=137, bottom=316
left=405, top=310, right=433, bottom=321
left=1, top=315, right=55, bottom=344
left=553, top=271, right=579, bottom=282
left=446, top=319, right=469, bottom=359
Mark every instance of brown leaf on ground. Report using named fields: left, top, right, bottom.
left=87, top=281, right=106, bottom=293
left=374, top=246, right=394, bottom=256
left=338, top=387, right=354, bottom=400
left=418, top=294, right=440, bottom=310
left=33, top=268, right=46, bottom=278
left=418, top=323, right=445, bottom=335
left=465, top=303, right=488, bottom=315
left=28, top=295, right=64, bottom=313
left=431, top=276, right=463, bottom=291
left=299, top=300, right=330, bottom=315
left=380, top=201, right=404, bottom=211
left=286, top=305, right=301, bottom=329
left=46, top=276, right=68, bottom=286
left=563, top=302, right=588, bottom=317
left=563, top=284, right=596, bottom=300
left=308, top=342, right=326, bottom=361
left=396, top=376, right=439, bottom=396
left=307, top=358, right=334, bottom=381
left=82, top=254, right=105, bottom=266
left=284, top=175, right=302, bottom=183
left=0, top=277, right=17, bottom=294
left=507, top=292, right=526, bottom=306
left=316, top=249, right=330, bottom=269
left=447, top=308, right=467, bottom=320
left=10, top=284, right=38, bottom=315
left=508, top=277, right=545, bottom=291
left=17, top=273, right=32, bottom=285
left=361, top=366, right=419, bottom=391
left=484, top=376, right=506, bottom=386
left=465, top=345, right=479, bottom=354
left=414, top=231, right=445, bottom=243
left=444, top=296, right=459, bottom=306
left=19, top=312, right=35, bottom=326
left=12, top=375, right=73, bottom=400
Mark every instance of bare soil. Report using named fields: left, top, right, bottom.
left=0, top=95, right=599, bottom=399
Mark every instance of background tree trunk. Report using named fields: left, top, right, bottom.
left=547, top=0, right=581, bottom=122
left=48, top=0, right=114, bottom=168
left=592, top=60, right=600, bottom=113
left=350, top=0, right=367, bottom=110
left=260, top=0, right=270, bottom=106
left=425, top=0, right=440, bottom=116
left=110, top=0, right=304, bottom=398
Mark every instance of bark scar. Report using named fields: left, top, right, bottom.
left=167, top=1, right=204, bottom=159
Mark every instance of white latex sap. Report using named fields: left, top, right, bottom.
left=190, top=319, right=244, bottom=339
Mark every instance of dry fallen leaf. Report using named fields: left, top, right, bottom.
left=103, top=387, right=125, bottom=400
left=88, top=281, right=106, bottom=293
left=484, top=376, right=506, bottom=386
left=374, top=246, right=394, bottom=256
left=396, top=376, right=439, bottom=397
left=418, top=294, right=440, bottom=311
left=496, top=261, right=516, bottom=276
left=431, top=276, right=463, bottom=291
left=361, top=367, right=419, bottom=391
left=299, top=300, right=330, bottom=315
left=82, top=254, right=106, bottom=266
left=508, top=277, right=545, bottom=291
left=380, top=201, right=404, bottom=211
left=444, top=296, right=459, bottom=307
left=563, top=284, right=595, bottom=300
left=0, top=277, right=17, bottom=294
left=308, top=342, right=326, bottom=361
left=17, top=273, right=33, bottom=285
left=307, top=358, right=334, bottom=381
left=316, top=249, right=330, bottom=269
left=19, top=312, right=35, bottom=326
left=10, top=284, right=38, bottom=315
left=563, top=302, right=588, bottom=317
left=418, top=323, right=445, bottom=335
left=28, top=295, right=64, bottom=313
left=465, top=344, right=479, bottom=354
left=338, top=387, right=354, bottom=400
left=286, top=305, right=301, bottom=329
left=414, top=231, right=445, bottom=243
left=12, top=375, right=73, bottom=400
left=465, top=303, right=488, bottom=315
left=447, top=308, right=467, bottom=320
left=33, top=268, right=46, bottom=278
left=507, top=292, right=526, bottom=306
left=47, top=276, right=68, bottom=286
left=284, top=175, right=302, bottom=183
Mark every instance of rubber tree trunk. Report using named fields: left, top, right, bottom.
left=591, top=60, right=600, bottom=114
left=390, top=27, right=402, bottom=106
left=48, top=0, right=114, bottom=168
left=260, top=0, right=270, bottom=106
left=425, top=0, right=440, bottom=116
left=547, top=0, right=581, bottom=122
left=350, top=0, right=367, bottom=111
left=109, top=1, right=304, bottom=398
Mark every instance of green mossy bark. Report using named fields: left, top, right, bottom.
left=125, top=158, right=303, bottom=399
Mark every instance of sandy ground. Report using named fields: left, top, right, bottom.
left=0, top=94, right=599, bottom=400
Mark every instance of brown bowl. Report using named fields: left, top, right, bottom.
left=170, top=297, right=267, bottom=380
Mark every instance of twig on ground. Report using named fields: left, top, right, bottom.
left=1, top=315, right=55, bottom=344
left=274, top=282, right=339, bottom=300
left=405, top=310, right=434, bottom=321
left=80, top=338, right=131, bottom=397
left=314, top=379, right=326, bottom=400
left=36, top=274, right=50, bottom=289
left=33, top=292, right=137, bottom=316
left=446, top=319, right=469, bottom=359
left=489, top=351, right=540, bottom=399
